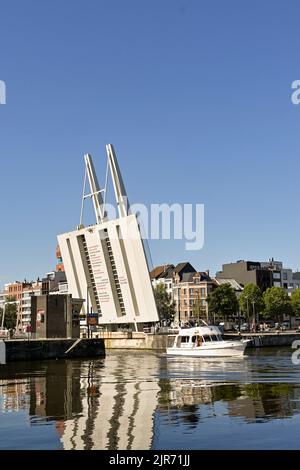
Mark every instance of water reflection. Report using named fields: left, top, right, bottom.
left=160, top=378, right=300, bottom=423
left=0, top=349, right=300, bottom=449
left=58, top=354, right=160, bottom=450
left=160, top=353, right=300, bottom=425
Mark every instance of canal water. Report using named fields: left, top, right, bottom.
left=0, top=348, right=300, bottom=450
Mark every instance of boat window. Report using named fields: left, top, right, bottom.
left=210, top=335, right=219, bottom=342
left=203, top=335, right=212, bottom=342
left=192, top=336, right=197, bottom=343
left=180, top=336, right=190, bottom=343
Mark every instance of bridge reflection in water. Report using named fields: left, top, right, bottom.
left=57, top=354, right=161, bottom=450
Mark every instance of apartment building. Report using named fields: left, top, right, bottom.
left=20, top=281, right=43, bottom=329
left=42, top=271, right=67, bottom=295
left=260, top=259, right=300, bottom=295
left=150, top=262, right=196, bottom=299
left=216, top=260, right=281, bottom=292
left=173, top=271, right=215, bottom=323
left=150, top=264, right=175, bottom=297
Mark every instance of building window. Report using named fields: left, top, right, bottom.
left=283, top=273, right=288, bottom=281
left=189, top=299, right=193, bottom=306
left=183, top=289, right=187, bottom=295
left=189, top=288, right=194, bottom=295
left=201, top=299, right=206, bottom=306
left=273, top=273, right=281, bottom=280
left=200, top=288, right=206, bottom=296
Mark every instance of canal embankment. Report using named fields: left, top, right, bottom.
left=1, top=332, right=298, bottom=363
left=224, top=331, right=300, bottom=347
left=0, top=338, right=105, bottom=364
left=98, top=331, right=172, bottom=350
left=100, top=331, right=300, bottom=350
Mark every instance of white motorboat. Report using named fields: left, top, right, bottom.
left=167, top=321, right=249, bottom=357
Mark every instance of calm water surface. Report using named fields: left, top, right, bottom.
left=0, top=348, right=300, bottom=450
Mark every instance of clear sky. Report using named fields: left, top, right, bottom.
left=1, top=0, right=300, bottom=288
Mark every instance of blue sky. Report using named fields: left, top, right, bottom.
left=1, top=0, right=300, bottom=287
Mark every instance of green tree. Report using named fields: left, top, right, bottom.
left=0, top=297, right=17, bottom=330
left=239, top=284, right=264, bottom=322
left=207, top=283, right=239, bottom=321
left=291, top=289, right=300, bottom=317
left=154, top=284, right=176, bottom=324
left=263, top=287, right=293, bottom=322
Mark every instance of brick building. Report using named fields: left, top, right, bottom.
left=173, top=271, right=215, bottom=324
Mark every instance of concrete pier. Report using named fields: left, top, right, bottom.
left=1, top=338, right=105, bottom=363
left=99, top=331, right=173, bottom=350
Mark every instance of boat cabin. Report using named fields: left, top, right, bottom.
left=172, top=326, right=223, bottom=348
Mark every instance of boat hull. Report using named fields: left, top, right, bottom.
left=166, top=341, right=248, bottom=357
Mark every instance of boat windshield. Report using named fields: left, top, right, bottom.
left=203, top=334, right=222, bottom=342
left=174, top=332, right=223, bottom=347
left=176, top=336, right=190, bottom=347
left=203, top=335, right=212, bottom=342
left=211, top=334, right=222, bottom=341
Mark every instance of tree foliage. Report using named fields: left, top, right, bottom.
left=239, top=284, right=264, bottom=319
left=262, top=287, right=293, bottom=321
left=154, top=284, right=176, bottom=324
left=192, top=298, right=207, bottom=321
left=207, top=283, right=239, bottom=319
left=0, top=300, right=17, bottom=330
left=291, top=289, right=300, bottom=317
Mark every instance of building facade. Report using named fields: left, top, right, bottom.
left=217, top=259, right=300, bottom=296
left=1, top=280, right=43, bottom=332
left=150, top=264, right=175, bottom=297
left=216, top=260, right=280, bottom=292
left=150, top=262, right=196, bottom=300
left=20, top=281, right=43, bottom=330
left=173, top=271, right=215, bottom=323
left=31, top=294, right=83, bottom=339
